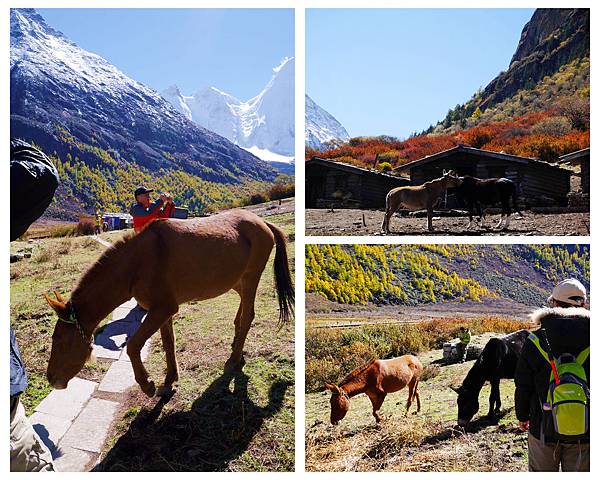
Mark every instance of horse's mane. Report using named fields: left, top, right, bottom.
left=72, top=231, right=137, bottom=297
left=461, top=337, right=509, bottom=390
left=424, top=176, right=445, bottom=187
left=340, top=359, right=377, bottom=386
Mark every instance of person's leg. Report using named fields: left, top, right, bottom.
left=560, top=442, right=590, bottom=472
left=10, top=399, right=55, bottom=472
left=527, top=432, right=560, bottom=472
left=461, top=342, right=469, bottom=362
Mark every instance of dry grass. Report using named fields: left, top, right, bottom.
left=305, top=334, right=529, bottom=472
left=305, top=316, right=531, bottom=392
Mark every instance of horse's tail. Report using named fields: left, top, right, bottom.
left=266, top=222, right=295, bottom=327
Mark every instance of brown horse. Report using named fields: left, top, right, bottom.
left=44, top=209, right=294, bottom=397
left=381, top=170, right=462, bottom=233
left=325, top=355, right=423, bottom=425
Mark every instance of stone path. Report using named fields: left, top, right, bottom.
left=29, top=236, right=151, bottom=471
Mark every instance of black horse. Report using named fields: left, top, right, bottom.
left=454, top=176, right=523, bottom=230
left=452, top=330, right=529, bottom=427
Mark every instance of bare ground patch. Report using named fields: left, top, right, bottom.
left=306, top=208, right=590, bottom=236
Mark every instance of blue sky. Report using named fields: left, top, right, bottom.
left=38, top=8, right=294, bottom=101
left=307, top=8, right=535, bottom=139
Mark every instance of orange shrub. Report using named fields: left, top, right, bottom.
left=305, top=109, right=588, bottom=168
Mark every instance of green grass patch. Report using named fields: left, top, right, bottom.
left=10, top=234, right=110, bottom=413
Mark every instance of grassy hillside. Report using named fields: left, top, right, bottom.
left=305, top=316, right=528, bottom=393
left=35, top=130, right=293, bottom=219
left=305, top=244, right=589, bottom=307
left=432, top=57, right=589, bottom=135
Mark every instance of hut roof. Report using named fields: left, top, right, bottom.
left=393, top=145, right=567, bottom=173
left=558, top=147, right=590, bottom=165
left=307, top=156, right=408, bottom=180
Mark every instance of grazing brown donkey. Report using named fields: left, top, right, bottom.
left=44, top=209, right=294, bottom=397
left=325, top=355, right=423, bottom=425
left=381, top=170, right=462, bottom=233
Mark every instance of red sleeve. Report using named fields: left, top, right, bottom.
left=160, top=202, right=176, bottom=218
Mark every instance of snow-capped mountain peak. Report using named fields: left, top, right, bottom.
left=11, top=8, right=274, bottom=185
left=305, top=94, right=350, bottom=150
left=161, top=57, right=295, bottom=161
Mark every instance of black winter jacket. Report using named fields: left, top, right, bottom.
left=515, top=307, right=590, bottom=443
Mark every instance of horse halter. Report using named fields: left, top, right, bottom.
left=333, top=387, right=350, bottom=400
left=60, top=304, right=93, bottom=346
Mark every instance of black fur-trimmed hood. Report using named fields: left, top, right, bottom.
left=529, top=307, right=590, bottom=357
left=529, top=306, right=590, bottom=325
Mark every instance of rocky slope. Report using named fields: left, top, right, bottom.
left=433, top=8, right=589, bottom=133
left=479, top=8, right=589, bottom=110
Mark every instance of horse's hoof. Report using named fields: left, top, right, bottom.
left=156, top=385, right=175, bottom=397
left=141, top=380, right=156, bottom=397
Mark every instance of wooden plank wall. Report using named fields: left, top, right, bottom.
left=407, top=152, right=571, bottom=206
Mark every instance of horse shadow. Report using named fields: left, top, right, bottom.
left=93, top=306, right=147, bottom=352
left=95, top=368, right=291, bottom=471
left=465, top=408, right=512, bottom=433
left=421, top=409, right=513, bottom=447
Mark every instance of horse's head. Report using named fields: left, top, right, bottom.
left=325, top=383, right=350, bottom=425
left=451, top=384, right=479, bottom=427
left=44, top=291, right=94, bottom=390
left=442, top=169, right=462, bottom=188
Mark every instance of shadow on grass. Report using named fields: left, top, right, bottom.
left=95, top=369, right=291, bottom=471
left=422, top=408, right=513, bottom=446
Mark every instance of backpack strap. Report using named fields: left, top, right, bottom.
left=576, top=347, right=590, bottom=365
left=528, top=333, right=551, bottom=364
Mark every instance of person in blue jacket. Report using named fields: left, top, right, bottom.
left=10, top=139, right=59, bottom=471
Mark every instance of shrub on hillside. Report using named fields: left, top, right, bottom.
left=531, top=116, right=572, bottom=136
left=249, top=193, right=269, bottom=205
left=378, top=162, right=393, bottom=172
left=48, top=224, right=77, bottom=238
left=556, top=95, right=590, bottom=131
left=75, top=218, right=96, bottom=236
left=267, top=183, right=295, bottom=200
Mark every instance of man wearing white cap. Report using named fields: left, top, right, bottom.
left=514, top=278, right=590, bottom=471
left=547, top=279, right=587, bottom=308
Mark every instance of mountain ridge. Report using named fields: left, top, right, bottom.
left=161, top=57, right=295, bottom=159
left=305, top=94, right=350, bottom=150
left=432, top=8, right=589, bottom=133
left=10, top=8, right=284, bottom=218
left=10, top=8, right=275, bottom=184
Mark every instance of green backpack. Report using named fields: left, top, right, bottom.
left=528, top=332, right=590, bottom=441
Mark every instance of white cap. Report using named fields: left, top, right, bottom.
left=548, top=278, right=587, bottom=306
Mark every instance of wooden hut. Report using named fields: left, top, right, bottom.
left=558, top=148, right=589, bottom=194
left=393, top=145, right=572, bottom=207
left=306, top=157, right=409, bottom=208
